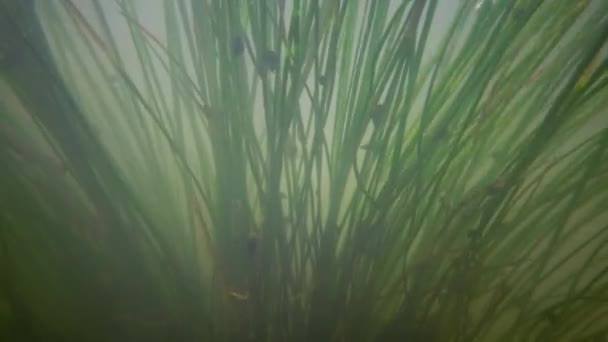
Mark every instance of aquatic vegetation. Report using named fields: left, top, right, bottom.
left=1, top=0, right=607, bottom=341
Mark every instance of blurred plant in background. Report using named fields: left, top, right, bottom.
left=1, top=0, right=607, bottom=341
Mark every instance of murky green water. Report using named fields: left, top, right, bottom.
left=1, top=0, right=607, bottom=341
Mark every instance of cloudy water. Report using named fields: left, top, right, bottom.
left=1, top=0, right=607, bottom=340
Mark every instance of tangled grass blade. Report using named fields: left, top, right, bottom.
left=1, top=0, right=607, bottom=341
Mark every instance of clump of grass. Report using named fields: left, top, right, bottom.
left=1, top=0, right=607, bottom=341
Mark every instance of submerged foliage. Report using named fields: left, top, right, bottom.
left=1, top=0, right=608, bottom=341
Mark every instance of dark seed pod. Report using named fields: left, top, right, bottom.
left=432, top=125, right=449, bottom=142
left=319, top=75, right=327, bottom=86
left=371, top=103, right=387, bottom=127
left=231, top=35, right=245, bottom=57
left=261, top=50, right=280, bottom=72
left=247, top=232, right=258, bottom=257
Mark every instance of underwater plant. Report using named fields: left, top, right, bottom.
left=1, top=0, right=607, bottom=340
